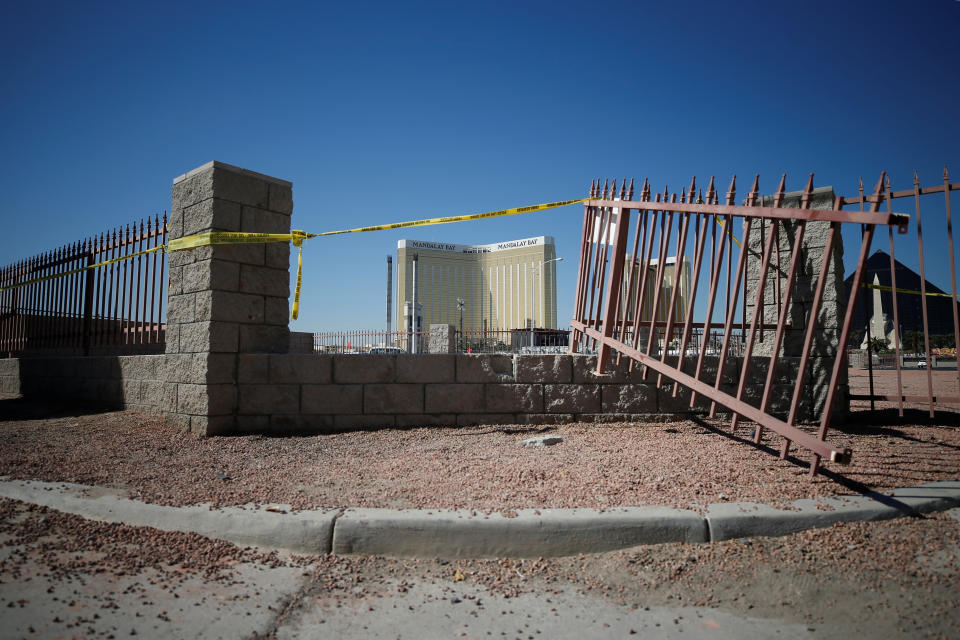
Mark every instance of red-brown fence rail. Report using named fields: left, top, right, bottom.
left=571, top=173, right=916, bottom=476
left=0, top=215, right=168, bottom=356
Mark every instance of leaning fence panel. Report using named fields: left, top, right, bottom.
left=571, top=173, right=913, bottom=476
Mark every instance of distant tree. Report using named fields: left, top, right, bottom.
left=867, top=337, right=890, bottom=354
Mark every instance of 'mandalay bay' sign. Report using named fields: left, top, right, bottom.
left=398, top=236, right=554, bottom=254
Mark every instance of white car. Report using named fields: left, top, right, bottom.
left=917, top=359, right=927, bottom=369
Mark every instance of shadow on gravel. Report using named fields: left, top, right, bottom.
left=0, top=396, right=109, bottom=421
left=846, top=407, right=960, bottom=429
left=689, top=416, right=931, bottom=517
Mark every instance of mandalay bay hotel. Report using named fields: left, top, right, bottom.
left=396, top=236, right=559, bottom=332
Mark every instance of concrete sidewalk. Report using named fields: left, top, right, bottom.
left=1, top=478, right=958, bottom=558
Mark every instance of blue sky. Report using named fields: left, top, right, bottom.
left=1, top=0, right=958, bottom=331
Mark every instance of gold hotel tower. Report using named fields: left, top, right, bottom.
left=396, top=236, right=558, bottom=332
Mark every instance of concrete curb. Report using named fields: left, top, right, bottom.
left=705, top=481, right=960, bottom=541
left=1, top=478, right=958, bottom=557
left=332, top=507, right=707, bottom=558
left=0, top=479, right=336, bottom=555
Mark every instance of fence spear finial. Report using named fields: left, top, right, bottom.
left=726, top=175, right=737, bottom=205
left=602, top=179, right=609, bottom=199
left=627, top=178, right=634, bottom=201
left=945, top=165, right=950, bottom=182
left=619, top=179, right=626, bottom=200
left=914, top=169, right=920, bottom=187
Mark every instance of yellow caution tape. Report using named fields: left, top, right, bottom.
left=2, top=198, right=587, bottom=321
left=312, top=197, right=591, bottom=236
left=0, top=245, right=166, bottom=293
left=713, top=215, right=742, bottom=248
left=861, top=282, right=958, bottom=299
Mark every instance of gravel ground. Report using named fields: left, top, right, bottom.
left=1, top=391, right=958, bottom=513
left=2, top=498, right=958, bottom=638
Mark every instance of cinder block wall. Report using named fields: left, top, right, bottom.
left=224, top=352, right=747, bottom=433
left=4, top=355, right=171, bottom=413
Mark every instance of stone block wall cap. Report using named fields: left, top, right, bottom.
left=173, top=161, right=292, bottom=188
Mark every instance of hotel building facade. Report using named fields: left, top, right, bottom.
left=396, top=236, right=558, bottom=332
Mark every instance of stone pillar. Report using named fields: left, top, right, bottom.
left=744, top=186, right=847, bottom=422
left=164, top=161, right=293, bottom=434
left=429, top=324, right=456, bottom=354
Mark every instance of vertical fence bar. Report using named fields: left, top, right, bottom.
left=913, top=172, right=935, bottom=418
left=884, top=177, right=905, bottom=417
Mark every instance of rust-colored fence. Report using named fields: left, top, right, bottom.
left=0, top=215, right=168, bottom=356
left=844, top=170, right=960, bottom=419
left=571, top=173, right=914, bottom=476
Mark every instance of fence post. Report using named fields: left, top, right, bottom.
left=81, top=250, right=95, bottom=356
left=162, top=161, right=293, bottom=435
left=746, top=186, right=847, bottom=421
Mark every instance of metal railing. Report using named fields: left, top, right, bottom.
left=313, top=330, right=426, bottom=354
left=1, top=214, right=168, bottom=356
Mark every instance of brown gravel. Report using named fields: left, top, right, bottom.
left=1, top=391, right=958, bottom=513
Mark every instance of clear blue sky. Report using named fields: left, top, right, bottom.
left=1, top=0, right=957, bottom=331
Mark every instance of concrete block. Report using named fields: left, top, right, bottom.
left=239, top=325, right=290, bottom=353
left=543, top=384, right=600, bottom=413
left=301, top=384, right=362, bottom=414
left=176, top=383, right=209, bottom=414
left=334, top=355, right=395, bottom=383
left=159, top=353, right=204, bottom=384
left=364, top=384, right=423, bottom=414
left=196, top=290, right=264, bottom=324
left=264, top=296, right=291, bottom=325
left=332, top=415, right=396, bottom=429
left=428, top=324, right=456, bottom=354
left=456, top=413, right=517, bottom=426
left=267, top=354, right=331, bottom=383
left=118, top=355, right=159, bottom=381
left=212, top=166, right=271, bottom=207
left=237, top=354, right=269, bottom=383
left=396, top=414, right=458, bottom=427
left=0, top=358, right=20, bottom=377
left=164, top=412, right=191, bottom=432
left=456, top=354, right=513, bottom=382
left=141, top=381, right=176, bottom=410
left=178, top=321, right=240, bottom=353
left=270, top=414, right=335, bottom=433
left=518, top=414, right=576, bottom=425
left=236, top=415, right=270, bottom=433
left=425, top=383, right=483, bottom=413
left=205, top=353, right=237, bottom=383
left=515, top=355, right=572, bottom=383
left=165, top=292, right=196, bottom=324
left=485, top=384, right=543, bottom=413
left=164, top=323, right=181, bottom=354
left=396, top=354, right=455, bottom=382
left=182, top=259, right=240, bottom=293
left=191, top=414, right=235, bottom=436
left=122, top=379, right=142, bottom=405
left=241, top=206, right=291, bottom=234
left=265, top=242, right=290, bottom=269
left=571, top=355, right=630, bottom=383
left=601, top=384, right=657, bottom=413
left=166, top=265, right=184, bottom=295
left=182, top=198, right=242, bottom=236
left=289, top=331, right=315, bottom=354
left=238, top=264, right=289, bottom=297
left=268, top=183, right=293, bottom=214
left=238, top=384, right=299, bottom=414
left=332, top=506, right=707, bottom=558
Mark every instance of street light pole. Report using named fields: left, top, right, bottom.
left=456, top=297, right=465, bottom=352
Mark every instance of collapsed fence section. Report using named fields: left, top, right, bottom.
left=571, top=173, right=911, bottom=475
left=0, top=215, right=168, bottom=356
